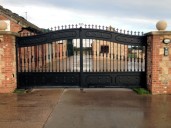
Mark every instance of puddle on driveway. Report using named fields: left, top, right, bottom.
left=0, top=89, right=63, bottom=128
left=45, top=89, right=171, bottom=128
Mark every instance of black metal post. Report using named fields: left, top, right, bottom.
left=15, top=37, right=19, bottom=88
left=79, top=27, right=83, bottom=91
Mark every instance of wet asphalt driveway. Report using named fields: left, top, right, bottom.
left=0, top=89, right=171, bottom=128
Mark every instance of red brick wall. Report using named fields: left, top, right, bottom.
left=0, top=33, right=18, bottom=93
left=147, top=32, right=171, bottom=94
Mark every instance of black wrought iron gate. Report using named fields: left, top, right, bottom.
left=16, top=25, right=147, bottom=89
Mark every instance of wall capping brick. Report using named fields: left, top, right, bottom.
left=0, top=31, right=19, bottom=36
left=146, top=31, right=171, bottom=36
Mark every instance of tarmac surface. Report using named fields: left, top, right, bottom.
left=0, top=88, right=171, bottom=128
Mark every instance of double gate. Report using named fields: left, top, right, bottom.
left=16, top=25, right=147, bottom=88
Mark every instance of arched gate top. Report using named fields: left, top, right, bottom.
left=17, top=27, right=147, bottom=47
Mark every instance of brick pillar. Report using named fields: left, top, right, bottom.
left=0, top=32, right=18, bottom=93
left=146, top=31, right=171, bottom=94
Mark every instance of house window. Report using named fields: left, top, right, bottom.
left=100, top=45, right=109, bottom=53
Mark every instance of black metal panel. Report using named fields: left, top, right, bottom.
left=17, top=72, right=80, bottom=88
left=82, top=29, right=146, bottom=46
left=17, top=29, right=80, bottom=47
left=82, top=72, right=146, bottom=88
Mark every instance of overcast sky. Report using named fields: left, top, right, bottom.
left=1, top=0, right=171, bottom=33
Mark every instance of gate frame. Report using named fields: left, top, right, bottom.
left=16, top=26, right=147, bottom=89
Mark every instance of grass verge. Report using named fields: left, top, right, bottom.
left=13, top=89, right=31, bottom=94
left=133, top=88, right=150, bottom=95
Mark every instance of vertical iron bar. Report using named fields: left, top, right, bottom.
left=113, top=43, right=115, bottom=72
left=73, top=40, right=75, bottom=72
left=134, top=46, right=136, bottom=72
left=138, top=46, right=140, bottom=71
left=105, top=41, right=107, bottom=72
left=58, top=41, right=60, bottom=72
left=19, top=48, right=22, bottom=72
left=117, top=43, right=118, bottom=72
left=45, top=44, right=47, bottom=72
left=124, top=44, right=125, bottom=72
left=65, top=41, right=67, bottom=72
left=62, top=40, right=65, bottom=72
left=99, top=40, right=101, bottom=72
left=41, top=45, right=43, bottom=72
left=30, top=46, right=33, bottom=72
left=126, top=45, right=130, bottom=72
left=27, top=47, right=29, bottom=72
left=80, top=27, right=83, bottom=89
left=37, top=45, right=39, bottom=72
left=130, top=45, right=132, bottom=71
left=38, top=45, right=41, bottom=72
left=85, top=39, right=87, bottom=72
left=48, top=44, right=50, bottom=72
left=110, top=41, right=111, bottom=72
left=142, top=46, right=145, bottom=71
left=89, top=39, right=91, bottom=72
left=96, top=40, right=97, bottom=72
left=55, top=42, right=57, bottom=72
left=24, top=47, right=26, bottom=72
left=120, top=44, right=121, bottom=72
left=76, top=39, right=78, bottom=72
left=68, top=40, right=70, bottom=72
left=51, top=42, right=54, bottom=72
left=103, top=40, right=104, bottom=72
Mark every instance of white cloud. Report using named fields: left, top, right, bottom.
left=1, top=0, right=171, bottom=33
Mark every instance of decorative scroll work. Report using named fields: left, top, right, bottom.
left=115, top=75, right=140, bottom=85
left=83, top=29, right=146, bottom=45
left=85, top=31, right=112, bottom=39
left=17, top=30, right=78, bottom=47
left=17, top=28, right=146, bottom=47
left=115, top=35, right=146, bottom=45
left=86, top=75, right=111, bottom=85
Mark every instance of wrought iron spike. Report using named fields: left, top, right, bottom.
left=54, top=26, right=57, bottom=30
left=102, top=26, right=104, bottom=30
left=130, top=31, right=133, bottom=35
left=127, top=30, right=129, bottom=34
left=88, top=24, right=90, bottom=28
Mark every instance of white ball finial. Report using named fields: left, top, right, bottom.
left=0, top=21, right=7, bottom=30
left=156, top=20, right=167, bottom=31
